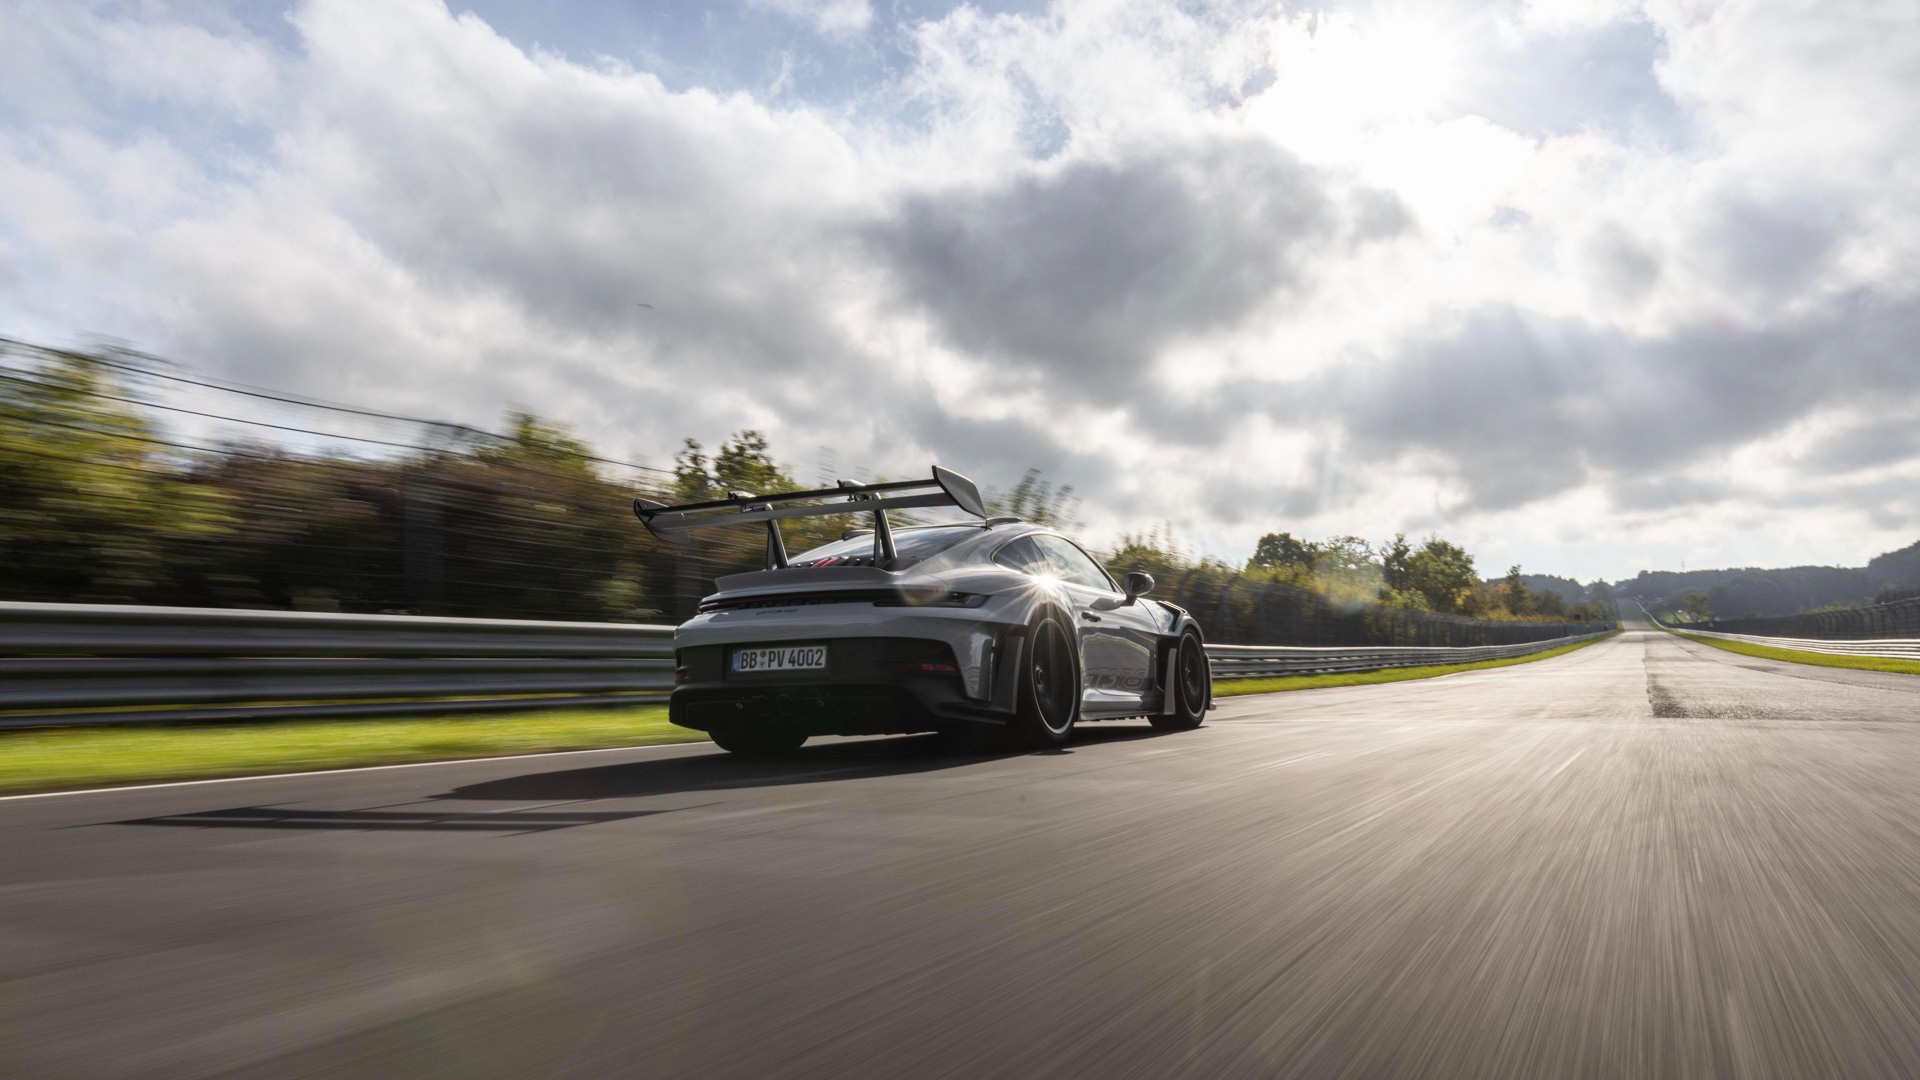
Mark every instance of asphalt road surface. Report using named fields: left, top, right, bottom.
left=7, top=617, right=1920, bottom=1079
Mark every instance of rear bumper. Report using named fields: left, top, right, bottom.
left=670, top=636, right=1013, bottom=737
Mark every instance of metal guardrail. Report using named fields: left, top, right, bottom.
left=0, top=602, right=1612, bottom=730
left=1205, top=631, right=1612, bottom=679
left=1666, top=626, right=1920, bottom=661
left=0, top=602, right=676, bottom=729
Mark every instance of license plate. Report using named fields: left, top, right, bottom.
left=732, top=644, right=829, bottom=674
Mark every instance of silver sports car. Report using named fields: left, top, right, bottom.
left=634, top=467, right=1211, bottom=755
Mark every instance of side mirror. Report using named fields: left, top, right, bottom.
left=1122, top=571, right=1155, bottom=602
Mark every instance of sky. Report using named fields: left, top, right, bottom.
left=2, top=0, right=1917, bottom=582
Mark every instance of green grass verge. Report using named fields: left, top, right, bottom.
left=0, top=705, right=704, bottom=796
left=1213, top=630, right=1620, bottom=698
left=1666, top=630, right=1920, bottom=676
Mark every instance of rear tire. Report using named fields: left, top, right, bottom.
left=709, top=723, right=808, bottom=757
left=1009, top=613, right=1080, bottom=749
left=1150, top=629, right=1209, bottom=732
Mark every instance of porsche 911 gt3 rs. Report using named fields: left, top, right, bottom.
left=634, top=467, right=1210, bottom=755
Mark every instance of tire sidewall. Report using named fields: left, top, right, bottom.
left=1018, top=610, right=1080, bottom=747
left=1152, top=627, right=1208, bottom=731
left=1177, top=629, right=1211, bottom=722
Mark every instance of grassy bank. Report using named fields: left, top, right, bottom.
left=4, top=631, right=1636, bottom=795
left=1667, top=630, right=1920, bottom=676
left=1213, top=630, right=1619, bottom=698
left=0, top=705, right=703, bottom=796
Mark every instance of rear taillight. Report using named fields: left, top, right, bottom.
left=889, top=661, right=958, bottom=674
left=873, top=591, right=988, bottom=608
left=675, top=667, right=690, bottom=684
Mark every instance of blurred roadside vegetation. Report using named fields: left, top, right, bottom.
left=1106, top=525, right=1616, bottom=625
left=2, top=338, right=1608, bottom=639
left=0, top=340, right=1096, bottom=623
left=0, top=340, right=909, bottom=621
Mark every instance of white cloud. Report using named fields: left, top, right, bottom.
left=3, top=0, right=1919, bottom=581
left=746, top=0, right=873, bottom=41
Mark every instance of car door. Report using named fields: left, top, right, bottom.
left=1032, top=535, right=1155, bottom=710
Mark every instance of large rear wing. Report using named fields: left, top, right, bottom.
left=632, top=466, right=987, bottom=570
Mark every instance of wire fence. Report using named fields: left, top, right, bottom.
left=1683, top=597, right=1920, bottom=640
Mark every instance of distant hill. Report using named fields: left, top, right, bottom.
left=1868, top=538, right=1920, bottom=589
left=1474, top=574, right=1599, bottom=604
left=1517, top=574, right=1594, bottom=606
left=1615, top=537, right=1920, bottom=617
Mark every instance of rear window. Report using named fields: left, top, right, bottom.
left=791, top=525, right=977, bottom=569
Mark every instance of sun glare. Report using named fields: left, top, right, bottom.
left=1258, top=6, right=1470, bottom=133
left=1351, top=11, right=1466, bottom=118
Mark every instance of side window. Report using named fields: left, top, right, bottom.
left=1036, top=536, right=1117, bottom=592
left=992, top=537, right=1046, bottom=575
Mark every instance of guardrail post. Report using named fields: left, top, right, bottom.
left=403, top=473, right=445, bottom=613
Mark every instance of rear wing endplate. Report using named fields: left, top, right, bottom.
left=632, top=466, right=987, bottom=570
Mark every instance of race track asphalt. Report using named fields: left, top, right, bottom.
left=6, top=615, right=1920, bottom=1079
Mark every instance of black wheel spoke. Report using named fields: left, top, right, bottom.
left=1028, top=621, right=1073, bottom=734
left=1015, top=616, right=1078, bottom=746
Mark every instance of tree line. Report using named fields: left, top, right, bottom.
left=0, top=341, right=1080, bottom=622
left=1106, top=527, right=1614, bottom=624
left=2, top=339, right=1611, bottom=627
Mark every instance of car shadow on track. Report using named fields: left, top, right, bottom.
left=433, top=724, right=1178, bottom=803
left=108, top=804, right=704, bottom=834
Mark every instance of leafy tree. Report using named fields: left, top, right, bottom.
left=1403, top=538, right=1477, bottom=614
left=1533, top=589, right=1568, bottom=617
left=475, top=411, right=597, bottom=478
left=671, top=429, right=797, bottom=499
left=1249, top=531, right=1318, bottom=571
left=1376, top=586, right=1430, bottom=610
left=663, top=431, right=845, bottom=583
left=0, top=345, right=230, bottom=602
left=712, top=429, right=793, bottom=495
left=1683, top=591, right=1713, bottom=620
left=1317, top=536, right=1374, bottom=575
left=1107, top=523, right=1202, bottom=582
left=1503, top=565, right=1533, bottom=617
left=672, top=438, right=717, bottom=502
left=1308, top=535, right=1382, bottom=606
left=987, top=468, right=1080, bottom=528
left=1381, top=533, right=1414, bottom=592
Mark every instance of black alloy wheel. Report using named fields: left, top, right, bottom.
left=1151, top=628, right=1210, bottom=731
left=1013, top=613, right=1079, bottom=748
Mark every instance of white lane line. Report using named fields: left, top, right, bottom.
left=1547, top=749, right=1584, bottom=779
left=0, top=740, right=710, bottom=803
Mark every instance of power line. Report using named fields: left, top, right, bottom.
left=0, top=340, right=674, bottom=475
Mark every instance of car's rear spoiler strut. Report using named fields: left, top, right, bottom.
left=632, top=466, right=987, bottom=570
